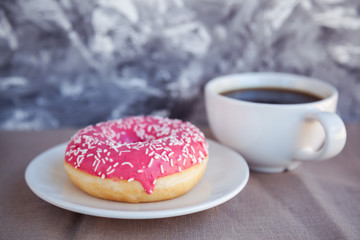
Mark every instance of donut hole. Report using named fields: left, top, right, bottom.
left=118, top=131, right=143, bottom=144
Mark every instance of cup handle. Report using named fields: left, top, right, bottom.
left=293, top=112, right=347, bottom=161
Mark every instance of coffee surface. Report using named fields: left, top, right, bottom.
left=221, top=88, right=322, bottom=104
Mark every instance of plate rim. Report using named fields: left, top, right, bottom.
left=25, top=139, right=249, bottom=219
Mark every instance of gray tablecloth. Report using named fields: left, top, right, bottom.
left=0, top=125, right=359, bottom=240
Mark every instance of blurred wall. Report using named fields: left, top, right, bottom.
left=0, top=0, right=359, bottom=130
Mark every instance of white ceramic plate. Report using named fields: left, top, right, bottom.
left=25, top=139, right=249, bottom=219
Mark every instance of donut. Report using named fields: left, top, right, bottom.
left=64, top=116, right=208, bottom=203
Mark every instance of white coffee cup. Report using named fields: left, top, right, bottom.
left=205, top=72, right=347, bottom=173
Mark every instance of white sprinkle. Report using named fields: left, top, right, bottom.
left=77, top=156, right=84, bottom=164
left=92, top=160, right=96, bottom=167
left=191, top=146, right=195, bottom=154
left=110, top=145, right=119, bottom=152
left=199, top=150, right=205, bottom=158
left=97, top=152, right=101, bottom=158
left=104, top=149, right=107, bottom=153
left=128, top=178, right=134, bottom=182
left=160, top=165, right=164, bottom=174
left=137, top=169, right=143, bottom=173
left=153, top=179, right=157, bottom=185
left=149, top=190, right=153, bottom=194
left=148, top=158, right=154, bottom=168
left=107, top=152, right=110, bottom=156
left=107, top=169, right=115, bottom=175
left=94, top=161, right=100, bottom=171
left=121, top=162, right=134, bottom=168
left=87, top=153, right=94, bottom=157
left=145, top=148, right=149, bottom=155
left=67, top=156, right=73, bottom=162
left=149, top=151, right=155, bottom=156
left=177, top=155, right=182, bottom=162
left=170, top=158, right=174, bottom=167
left=168, top=152, right=174, bottom=157
left=178, top=166, right=182, bottom=172
left=113, top=162, right=119, bottom=167
left=101, top=174, right=105, bottom=179
left=106, top=166, right=112, bottom=172
left=161, top=151, right=166, bottom=156
left=154, top=146, right=163, bottom=150
left=154, top=155, right=160, bottom=159
left=183, top=158, right=187, bottom=166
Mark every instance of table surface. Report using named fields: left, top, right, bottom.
left=0, top=124, right=359, bottom=240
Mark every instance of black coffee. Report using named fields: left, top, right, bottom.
left=221, top=88, right=322, bottom=104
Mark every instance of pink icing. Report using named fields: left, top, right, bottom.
left=65, top=116, right=208, bottom=194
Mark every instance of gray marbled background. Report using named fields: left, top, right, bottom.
left=0, top=0, right=359, bottom=130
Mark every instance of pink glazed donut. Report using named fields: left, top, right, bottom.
left=64, top=116, right=208, bottom=203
